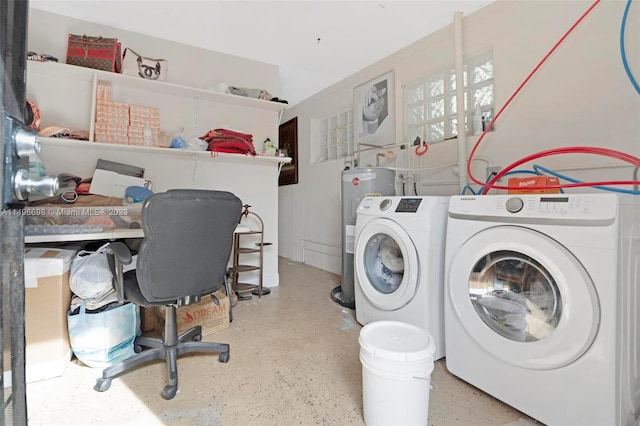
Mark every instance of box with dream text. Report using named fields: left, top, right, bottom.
left=142, top=290, right=230, bottom=337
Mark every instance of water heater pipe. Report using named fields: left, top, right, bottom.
left=453, top=11, right=469, bottom=192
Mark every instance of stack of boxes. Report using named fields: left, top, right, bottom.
left=94, top=100, right=129, bottom=145
left=128, top=104, right=160, bottom=146
left=94, top=81, right=161, bottom=146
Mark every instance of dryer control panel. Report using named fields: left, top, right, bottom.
left=449, top=193, right=618, bottom=225
left=359, top=197, right=425, bottom=213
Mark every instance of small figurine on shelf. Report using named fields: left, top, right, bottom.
left=262, top=138, right=276, bottom=156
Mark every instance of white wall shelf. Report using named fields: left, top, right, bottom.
left=39, top=137, right=291, bottom=165
left=27, top=60, right=287, bottom=146
left=28, top=61, right=288, bottom=113
left=27, top=58, right=288, bottom=289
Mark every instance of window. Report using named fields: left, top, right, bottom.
left=405, top=53, right=494, bottom=144
left=315, top=108, right=354, bottom=163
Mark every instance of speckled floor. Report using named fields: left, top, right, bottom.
left=26, top=258, right=539, bottom=425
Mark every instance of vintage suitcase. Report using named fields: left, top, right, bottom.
left=66, top=34, right=122, bottom=73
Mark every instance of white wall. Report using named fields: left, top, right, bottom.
left=279, top=0, right=640, bottom=274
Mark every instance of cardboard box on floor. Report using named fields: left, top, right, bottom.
left=141, top=290, right=229, bottom=337
left=21, top=248, right=77, bottom=383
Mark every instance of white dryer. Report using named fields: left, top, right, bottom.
left=354, top=196, right=449, bottom=360
left=444, top=193, right=640, bottom=426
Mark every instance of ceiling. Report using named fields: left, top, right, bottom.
left=29, top=0, right=493, bottom=106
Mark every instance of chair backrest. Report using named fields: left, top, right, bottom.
left=135, top=189, right=242, bottom=302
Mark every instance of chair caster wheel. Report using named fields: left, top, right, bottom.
left=162, top=385, right=177, bottom=400
left=219, top=351, right=230, bottom=363
left=94, top=378, right=112, bottom=392
left=193, top=333, right=202, bottom=342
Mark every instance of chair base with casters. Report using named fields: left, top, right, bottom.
left=94, top=300, right=230, bottom=400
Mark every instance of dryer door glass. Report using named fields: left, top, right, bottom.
left=362, top=233, right=404, bottom=294
left=469, top=250, right=562, bottom=342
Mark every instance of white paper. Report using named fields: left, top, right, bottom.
left=89, top=169, right=152, bottom=198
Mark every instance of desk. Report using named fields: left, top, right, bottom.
left=25, top=225, right=250, bottom=244
left=25, top=228, right=144, bottom=244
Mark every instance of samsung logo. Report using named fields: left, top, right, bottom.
left=459, top=197, right=476, bottom=201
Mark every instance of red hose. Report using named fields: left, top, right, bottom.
left=465, top=0, right=640, bottom=194
left=481, top=146, right=640, bottom=194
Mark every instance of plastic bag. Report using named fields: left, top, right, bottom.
left=69, top=243, right=113, bottom=300
left=67, top=301, right=139, bottom=368
left=186, top=136, right=208, bottom=151
left=170, top=126, right=186, bottom=149
left=228, top=86, right=272, bottom=100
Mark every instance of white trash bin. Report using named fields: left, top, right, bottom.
left=359, top=321, right=435, bottom=425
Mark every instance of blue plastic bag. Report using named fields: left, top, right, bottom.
left=67, top=301, right=139, bottom=368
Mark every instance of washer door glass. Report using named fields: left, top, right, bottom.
left=355, top=218, right=419, bottom=310
left=363, top=233, right=404, bottom=294
left=470, top=250, right=561, bottom=343
left=447, top=226, right=599, bottom=370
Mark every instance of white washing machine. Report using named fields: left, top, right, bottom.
left=354, top=196, right=449, bottom=360
left=444, top=193, right=640, bottom=425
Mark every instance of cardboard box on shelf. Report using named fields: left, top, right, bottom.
left=21, top=248, right=77, bottom=383
left=507, top=176, right=561, bottom=194
left=145, top=290, right=230, bottom=337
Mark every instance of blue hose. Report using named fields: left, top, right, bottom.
left=621, top=0, right=640, bottom=94
left=533, top=164, right=640, bottom=195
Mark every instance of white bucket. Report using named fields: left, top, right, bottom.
left=359, top=321, right=435, bottom=426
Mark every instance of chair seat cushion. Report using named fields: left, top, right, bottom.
left=123, top=270, right=177, bottom=307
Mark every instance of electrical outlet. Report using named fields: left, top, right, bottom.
left=486, top=166, right=502, bottom=182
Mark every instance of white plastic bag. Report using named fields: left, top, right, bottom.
left=68, top=301, right=139, bottom=368
left=70, top=243, right=113, bottom=299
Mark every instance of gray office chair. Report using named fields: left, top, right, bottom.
left=94, top=189, right=242, bottom=400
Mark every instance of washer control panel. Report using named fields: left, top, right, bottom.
left=395, top=197, right=423, bottom=213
